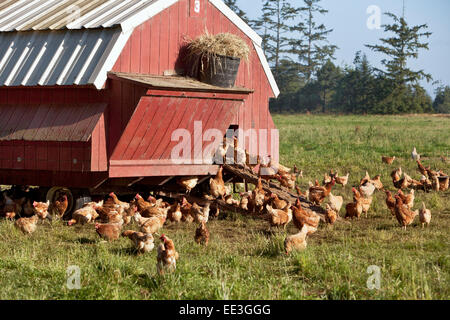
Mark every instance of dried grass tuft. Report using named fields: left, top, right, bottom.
left=185, top=31, right=250, bottom=79
left=186, top=32, right=250, bottom=62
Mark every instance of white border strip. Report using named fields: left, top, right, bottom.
left=91, top=28, right=133, bottom=89
left=119, top=0, right=179, bottom=34
left=254, top=42, right=280, bottom=98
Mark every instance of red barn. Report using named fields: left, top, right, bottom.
left=0, top=0, right=279, bottom=207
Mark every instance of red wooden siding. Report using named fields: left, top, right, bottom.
left=0, top=103, right=106, bottom=142
left=109, top=93, right=242, bottom=178
left=111, top=0, right=277, bottom=160
left=0, top=89, right=109, bottom=173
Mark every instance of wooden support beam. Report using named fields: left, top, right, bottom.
left=128, top=177, right=144, bottom=187
left=223, top=164, right=327, bottom=219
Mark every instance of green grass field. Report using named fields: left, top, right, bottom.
left=0, top=115, right=449, bottom=300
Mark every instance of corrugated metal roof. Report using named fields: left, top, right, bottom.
left=0, top=0, right=279, bottom=96
left=0, top=27, right=127, bottom=88
left=0, top=0, right=160, bottom=32
left=0, top=103, right=107, bottom=142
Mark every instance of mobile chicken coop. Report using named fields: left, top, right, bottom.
left=0, top=0, right=279, bottom=211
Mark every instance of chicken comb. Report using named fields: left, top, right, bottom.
left=135, top=194, right=141, bottom=199
left=33, top=201, right=38, bottom=207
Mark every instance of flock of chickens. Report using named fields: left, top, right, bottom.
left=0, top=145, right=448, bottom=274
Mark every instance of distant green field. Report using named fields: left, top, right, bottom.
left=0, top=115, right=449, bottom=300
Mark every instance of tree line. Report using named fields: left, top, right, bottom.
left=224, top=0, right=450, bottom=114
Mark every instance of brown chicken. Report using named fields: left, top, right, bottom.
left=382, top=156, right=396, bottom=164
left=431, top=175, right=440, bottom=192
left=122, top=204, right=138, bottom=225
left=95, top=206, right=123, bottom=225
left=391, top=168, right=409, bottom=189
left=328, top=193, right=343, bottom=213
left=167, top=202, right=182, bottom=223
left=397, top=189, right=415, bottom=209
left=394, top=195, right=418, bottom=230
left=360, top=196, right=373, bottom=218
left=360, top=171, right=371, bottom=186
left=325, top=204, right=338, bottom=225
left=109, top=192, right=130, bottom=211
left=276, top=174, right=295, bottom=190
left=134, top=213, right=166, bottom=235
left=95, top=222, right=122, bottom=241
left=224, top=194, right=239, bottom=206
left=264, top=204, right=292, bottom=228
left=33, top=201, right=50, bottom=220
left=295, top=186, right=306, bottom=198
left=122, top=230, right=155, bottom=254
left=384, top=190, right=396, bottom=216
left=157, top=234, right=179, bottom=275
left=370, top=175, right=383, bottom=190
left=308, top=179, right=335, bottom=205
left=417, top=160, right=428, bottom=177
left=335, top=173, right=349, bottom=187
left=439, top=176, right=450, bottom=191
left=14, top=215, right=39, bottom=235
left=419, top=202, right=431, bottom=228
left=284, top=227, right=308, bottom=255
left=49, top=194, right=68, bottom=220
left=190, top=202, right=210, bottom=224
left=210, top=166, right=227, bottom=199
left=359, top=182, right=376, bottom=198
left=180, top=197, right=194, bottom=223
left=323, top=172, right=332, bottom=184
left=194, top=221, right=210, bottom=246
left=239, top=192, right=250, bottom=211
left=270, top=193, right=288, bottom=210
left=252, top=177, right=266, bottom=214
left=293, top=165, right=303, bottom=178
left=345, top=188, right=363, bottom=220
left=177, top=176, right=199, bottom=193
left=134, top=194, right=153, bottom=212
left=68, top=202, right=100, bottom=226
left=140, top=203, right=169, bottom=219
left=291, top=203, right=320, bottom=235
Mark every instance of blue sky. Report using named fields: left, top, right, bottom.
left=237, top=0, right=450, bottom=97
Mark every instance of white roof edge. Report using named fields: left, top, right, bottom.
left=209, top=0, right=262, bottom=46
left=119, top=0, right=179, bottom=33
left=92, top=28, right=133, bottom=90
left=254, top=43, right=280, bottom=98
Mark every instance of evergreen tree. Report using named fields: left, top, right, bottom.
left=365, top=12, right=432, bottom=86
left=333, top=52, right=377, bottom=114
left=269, top=58, right=306, bottom=112
left=315, top=60, right=342, bottom=112
left=223, top=0, right=251, bottom=25
left=433, top=84, right=450, bottom=114
left=254, top=0, right=297, bottom=79
left=290, top=0, right=337, bottom=82
left=365, top=12, right=433, bottom=113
